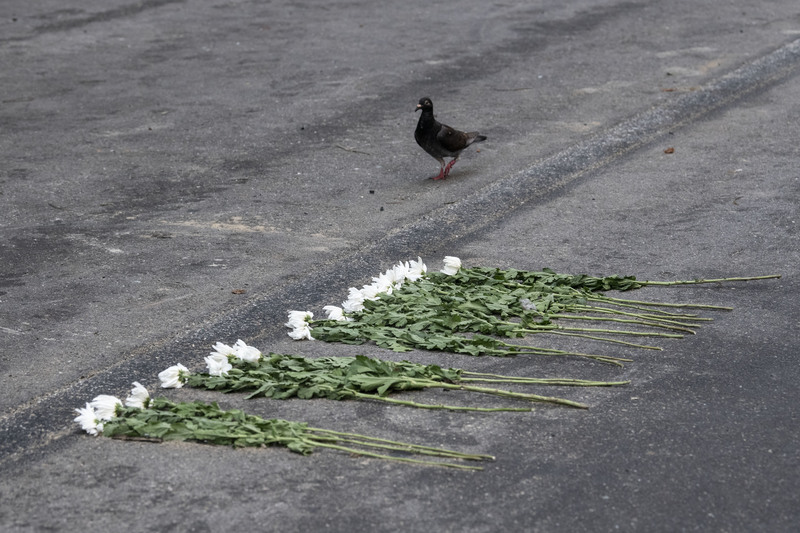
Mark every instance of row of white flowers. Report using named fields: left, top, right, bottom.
left=75, top=340, right=268, bottom=435
left=75, top=256, right=465, bottom=434
left=284, top=256, right=462, bottom=341
left=73, top=383, right=149, bottom=436
left=203, top=339, right=263, bottom=375
left=160, top=339, right=265, bottom=384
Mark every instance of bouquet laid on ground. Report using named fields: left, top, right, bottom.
left=73, top=256, right=778, bottom=469
left=161, top=340, right=629, bottom=412
left=286, top=257, right=778, bottom=365
left=75, top=383, right=493, bottom=470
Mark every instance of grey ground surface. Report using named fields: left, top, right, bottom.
left=1, top=0, right=799, bottom=531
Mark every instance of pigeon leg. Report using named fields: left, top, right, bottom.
left=431, top=161, right=446, bottom=180
left=442, top=158, right=458, bottom=178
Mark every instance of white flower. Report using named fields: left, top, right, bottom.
left=90, top=395, right=123, bottom=421
left=159, top=363, right=189, bottom=388
left=125, top=382, right=150, bottom=409
left=360, top=283, right=381, bottom=301
left=342, top=287, right=365, bottom=313
left=205, top=352, right=232, bottom=376
left=212, top=340, right=260, bottom=363
left=406, top=257, right=427, bottom=281
left=232, top=339, right=262, bottom=363
left=285, top=310, right=314, bottom=340
left=441, top=256, right=462, bottom=275
left=323, top=305, right=351, bottom=322
left=211, top=341, right=235, bottom=358
left=288, top=324, right=314, bottom=340
left=285, top=310, right=313, bottom=329
left=389, top=262, right=409, bottom=288
left=74, top=403, right=103, bottom=436
left=371, top=272, right=395, bottom=295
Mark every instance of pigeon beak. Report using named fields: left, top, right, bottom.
left=415, top=104, right=422, bottom=112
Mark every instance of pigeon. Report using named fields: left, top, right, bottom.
left=414, top=97, right=486, bottom=180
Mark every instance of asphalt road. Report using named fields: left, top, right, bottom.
left=1, top=1, right=799, bottom=531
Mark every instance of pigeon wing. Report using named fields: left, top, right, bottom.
left=436, top=124, right=471, bottom=155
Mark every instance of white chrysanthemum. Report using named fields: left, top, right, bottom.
left=360, top=283, right=381, bottom=301
left=74, top=403, right=103, bottom=436
left=441, top=256, right=462, bottom=276
left=124, top=382, right=150, bottom=409
left=211, top=341, right=235, bottom=358
left=389, top=262, right=409, bottom=287
left=159, top=363, right=189, bottom=388
left=285, top=310, right=314, bottom=340
left=232, top=339, right=262, bottom=363
left=342, top=287, right=365, bottom=313
left=90, top=395, right=123, bottom=421
left=205, top=352, right=232, bottom=376
left=323, top=305, right=351, bottom=322
left=287, top=324, right=314, bottom=340
left=285, top=310, right=313, bottom=329
left=406, top=257, right=427, bottom=281
left=371, top=272, right=395, bottom=295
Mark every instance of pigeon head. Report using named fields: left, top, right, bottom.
left=415, top=97, right=433, bottom=112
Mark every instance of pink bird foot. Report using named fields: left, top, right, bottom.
left=431, top=166, right=446, bottom=180
left=442, top=159, right=458, bottom=178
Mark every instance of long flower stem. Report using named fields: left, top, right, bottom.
left=639, top=274, right=781, bottom=286
left=352, top=391, right=531, bottom=412
left=589, top=294, right=733, bottom=310
left=571, top=305, right=702, bottom=330
left=634, top=313, right=708, bottom=324
left=501, top=342, right=632, bottom=365
left=499, top=319, right=682, bottom=339
left=557, top=324, right=683, bottom=337
left=494, top=320, right=671, bottom=348
left=536, top=330, right=663, bottom=350
left=551, top=313, right=696, bottom=334
left=459, top=372, right=630, bottom=387
left=434, top=382, right=589, bottom=409
left=310, top=441, right=485, bottom=470
left=309, top=427, right=495, bottom=461
left=461, top=377, right=630, bottom=387
left=586, top=296, right=714, bottom=317
left=329, top=435, right=487, bottom=460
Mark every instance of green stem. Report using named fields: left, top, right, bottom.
left=551, top=313, right=696, bottom=334
left=436, top=382, right=589, bottom=409
left=589, top=294, right=733, bottom=310
left=537, top=330, right=663, bottom=350
left=572, top=304, right=701, bottom=330
left=460, top=372, right=630, bottom=387
left=500, top=342, right=633, bottom=366
left=558, top=324, right=683, bottom=337
left=639, top=274, right=781, bottom=286
left=521, top=322, right=683, bottom=339
left=633, top=313, right=709, bottom=325
left=329, top=435, right=487, bottom=460
left=586, top=295, right=713, bottom=317
left=352, top=391, right=531, bottom=412
left=500, top=319, right=682, bottom=338
left=310, top=441, right=485, bottom=470
left=309, top=428, right=495, bottom=461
